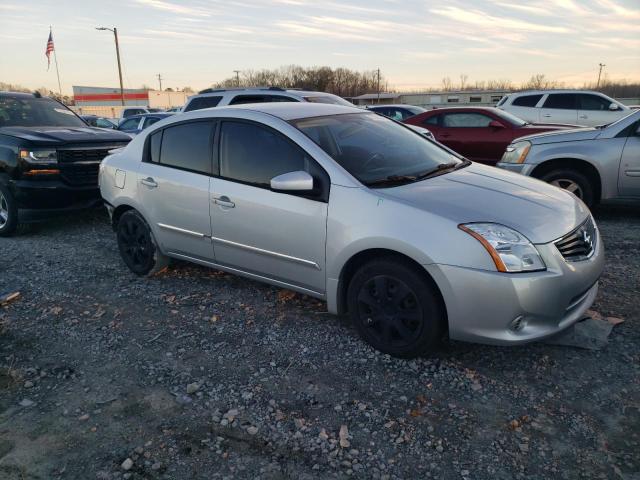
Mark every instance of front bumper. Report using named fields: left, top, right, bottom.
left=495, top=162, right=536, bottom=176
left=424, top=226, right=605, bottom=345
left=10, top=179, right=101, bottom=221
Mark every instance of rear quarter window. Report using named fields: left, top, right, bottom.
left=183, top=96, right=223, bottom=112
left=512, top=94, right=543, bottom=107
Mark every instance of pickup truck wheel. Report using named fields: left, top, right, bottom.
left=347, top=259, right=445, bottom=358
left=540, top=169, right=594, bottom=207
left=117, top=210, right=169, bottom=276
left=0, top=183, right=18, bottom=237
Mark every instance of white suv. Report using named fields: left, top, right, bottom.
left=498, top=90, right=630, bottom=126
left=182, top=87, right=353, bottom=112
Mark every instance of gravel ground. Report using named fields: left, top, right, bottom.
left=0, top=205, right=638, bottom=480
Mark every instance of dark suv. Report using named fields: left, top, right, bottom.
left=0, top=92, right=131, bottom=236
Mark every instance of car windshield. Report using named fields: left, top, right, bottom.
left=303, top=95, right=354, bottom=107
left=0, top=96, right=86, bottom=128
left=291, top=112, right=465, bottom=187
left=492, top=109, right=527, bottom=126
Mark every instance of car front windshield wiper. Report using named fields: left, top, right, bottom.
left=365, top=160, right=470, bottom=188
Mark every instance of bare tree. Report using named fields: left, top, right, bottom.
left=459, top=74, right=468, bottom=91
left=441, top=77, right=452, bottom=91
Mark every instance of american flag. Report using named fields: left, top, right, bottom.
left=45, top=30, right=54, bottom=71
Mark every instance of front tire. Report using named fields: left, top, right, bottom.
left=116, top=210, right=169, bottom=276
left=0, top=183, right=19, bottom=237
left=347, top=259, right=445, bottom=358
left=540, top=169, right=595, bottom=207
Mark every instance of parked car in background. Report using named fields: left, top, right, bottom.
left=100, top=102, right=603, bottom=358
left=81, top=115, right=118, bottom=129
left=404, top=107, right=575, bottom=165
left=497, top=110, right=640, bottom=207
left=0, top=91, right=130, bottom=236
left=121, top=107, right=164, bottom=118
left=366, top=104, right=427, bottom=121
left=182, top=87, right=353, bottom=112
left=117, top=113, right=174, bottom=136
left=498, top=90, right=630, bottom=126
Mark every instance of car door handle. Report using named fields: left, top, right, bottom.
left=579, top=115, right=588, bottom=119
left=439, top=133, right=451, bottom=138
left=140, top=177, right=158, bottom=188
left=213, top=195, right=235, bottom=208
left=542, top=114, right=552, bottom=118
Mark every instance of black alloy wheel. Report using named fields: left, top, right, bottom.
left=117, top=210, right=168, bottom=275
left=347, top=259, right=445, bottom=358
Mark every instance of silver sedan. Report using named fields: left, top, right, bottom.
left=497, top=110, right=640, bottom=207
left=99, top=103, right=604, bottom=358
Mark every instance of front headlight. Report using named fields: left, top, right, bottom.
left=500, top=141, right=530, bottom=164
left=19, top=149, right=58, bottom=164
left=459, top=223, right=546, bottom=273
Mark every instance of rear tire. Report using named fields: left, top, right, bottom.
left=347, top=258, right=445, bottom=358
left=116, top=210, right=169, bottom=276
left=0, top=183, right=18, bottom=237
left=540, top=169, right=595, bottom=207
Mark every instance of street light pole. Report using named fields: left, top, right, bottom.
left=596, top=63, right=606, bottom=89
left=233, top=70, right=240, bottom=87
left=96, top=26, right=125, bottom=106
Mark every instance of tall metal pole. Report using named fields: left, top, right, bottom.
left=157, top=73, right=163, bottom=91
left=234, top=70, right=240, bottom=87
left=113, top=28, right=125, bottom=106
left=50, top=26, right=63, bottom=100
left=376, top=68, right=380, bottom=104
left=596, top=63, right=606, bottom=88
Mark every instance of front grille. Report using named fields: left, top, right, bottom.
left=57, top=147, right=120, bottom=186
left=555, top=217, right=597, bottom=261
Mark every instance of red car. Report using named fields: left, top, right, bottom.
left=404, top=107, right=575, bottom=165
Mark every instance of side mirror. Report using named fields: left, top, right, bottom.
left=609, top=103, right=620, bottom=111
left=489, top=120, right=505, bottom=129
left=270, top=171, right=314, bottom=192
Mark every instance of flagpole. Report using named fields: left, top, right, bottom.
left=50, top=26, right=63, bottom=100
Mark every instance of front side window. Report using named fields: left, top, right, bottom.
left=422, top=114, right=440, bottom=126
left=184, top=96, right=222, bottom=112
left=0, top=96, right=86, bottom=128
left=143, top=117, right=161, bottom=128
left=158, top=121, right=213, bottom=174
left=543, top=94, right=578, bottom=110
left=579, top=94, right=612, bottom=111
left=442, top=113, right=493, bottom=127
left=219, top=121, right=307, bottom=187
left=512, top=94, right=543, bottom=107
left=292, top=112, right=462, bottom=186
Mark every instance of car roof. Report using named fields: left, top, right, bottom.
left=215, top=102, right=364, bottom=121
left=511, top=89, right=611, bottom=95
left=192, top=88, right=336, bottom=98
left=125, top=113, right=174, bottom=120
left=367, top=104, right=423, bottom=109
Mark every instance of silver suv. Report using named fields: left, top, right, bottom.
left=183, top=87, right=353, bottom=112
left=99, top=103, right=603, bottom=358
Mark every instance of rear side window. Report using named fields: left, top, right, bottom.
left=219, top=121, right=306, bottom=187
left=123, top=109, right=144, bottom=117
left=118, top=118, right=140, bottom=130
left=543, top=94, right=578, bottom=109
left=228, top=95, right=297, bottom=105
left=143, top=117, right=161, bottom=128
left=183, top=96, right=222, bottom=112
left=512, top=94, right=543, bottom=107
left=158, top=121, right=213, bottom=174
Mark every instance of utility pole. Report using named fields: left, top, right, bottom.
left=596, top=63, right=606, bottom=88
left=233, top=70, right=240, bottom=87
left=157, top=73, right=163, bottom=91
left=96, top=26, right=125, bottom=106
left=376, top=68, right=380, bottom=104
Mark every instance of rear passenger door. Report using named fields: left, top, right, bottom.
left=137, top=120, right=216, bottom=262
left=539, top=93, right=579, bottom=125
left=209, top=120, right=328, bottom=295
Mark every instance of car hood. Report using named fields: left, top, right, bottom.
left=377, top=163, right=589, bottom=243
left=518, top=127, right=599, bottom=145
left=0, top=126, right=131, bottom=145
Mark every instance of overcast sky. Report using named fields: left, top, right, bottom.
left=1, top=0, right=638, bottom=94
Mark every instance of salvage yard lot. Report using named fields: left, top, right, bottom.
left=0, top=206, right=638, bottom=479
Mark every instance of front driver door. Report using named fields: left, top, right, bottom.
left=210, top=120, right=328, bottom=295
left=137, top=120, right=216, bottom=262
left=439, top=112, right=509, bottom=164
left=618, top=124, right=640, bottom=196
